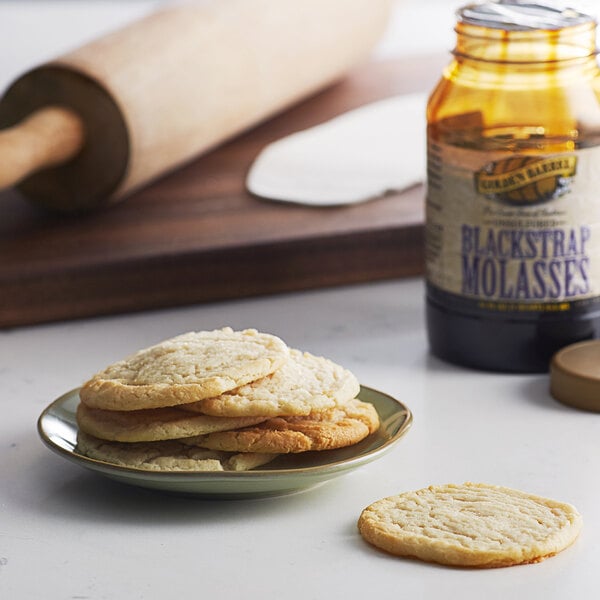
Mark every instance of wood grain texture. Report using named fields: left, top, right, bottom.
left=0, top=55, right=446, bottom=328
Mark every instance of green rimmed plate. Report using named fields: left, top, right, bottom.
left=37, top=386, right=412, bottom=498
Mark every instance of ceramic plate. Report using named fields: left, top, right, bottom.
left=37, top=386, right=412, bottom=498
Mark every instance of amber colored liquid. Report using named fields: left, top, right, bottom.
left=426, top=21, right=600, bottom=372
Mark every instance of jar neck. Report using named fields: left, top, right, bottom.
left=454, top=20, right=598, bottom=65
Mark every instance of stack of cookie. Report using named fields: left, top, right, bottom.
left=76, top=327, right=379, bottom=471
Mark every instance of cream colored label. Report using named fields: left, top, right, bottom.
left=426, top=142, right=600, bottom=307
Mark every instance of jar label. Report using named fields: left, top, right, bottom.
left=426, top=142, right=600, bottom=312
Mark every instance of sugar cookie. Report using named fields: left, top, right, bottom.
left=79, top=328, right=289, bottom=411
left=76, top=402, right=267, bottom=443
left=76, top=432, right=276, bottom=472
left=358, top=482, right=582, bottom=568
left=182, top=349, right=360, bottom=417
left=191, top=398, right=379, bottom=453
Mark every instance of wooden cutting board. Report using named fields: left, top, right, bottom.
left=0, top=54, right=446, bottom=328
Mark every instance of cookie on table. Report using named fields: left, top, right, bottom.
left=76, top=402, right=267, bottom=443
left=190, top=398, right=380, bottom=453
left=358, top=482, right=582, bottom=568
left=181, top=349, right=360, bottom=417
left=79, top=328, right=289, bottom=411
left=76, top=432, right=276, bottom=472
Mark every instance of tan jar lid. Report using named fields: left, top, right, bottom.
left=550, top=340, right=600, bottom=412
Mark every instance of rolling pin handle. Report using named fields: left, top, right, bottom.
left=0, top=106, right=85, bottom=191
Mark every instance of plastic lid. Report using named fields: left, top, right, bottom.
left=458, top=2, right=593, bottom=31
left=550, top=339, right=600, bottom=412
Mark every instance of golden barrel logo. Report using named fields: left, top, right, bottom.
left=475, top=155, right=577, bottom=205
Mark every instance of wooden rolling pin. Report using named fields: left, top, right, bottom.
left=0, top=0, right=391, bottom=212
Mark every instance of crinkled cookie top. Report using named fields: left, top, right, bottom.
left=79, top=328, right=289, bottom=410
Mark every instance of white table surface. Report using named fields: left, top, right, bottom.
left=2, top=2, right=600, bottom=599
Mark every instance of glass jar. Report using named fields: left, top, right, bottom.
left=425, top=1, right=600, bottom=372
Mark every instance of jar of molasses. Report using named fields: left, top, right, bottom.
left=426, top=1, right=600, bottom=372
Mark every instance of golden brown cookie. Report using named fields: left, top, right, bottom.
left=190, top=398, right=379, bottom=453
left=76, top=432, right=276, bottom=472
left=76, top=402, right=267, bottom=443
left=181, top=349, right=360, bottom=417
left=79, top=328, right=289, bottom=411
left=358, top=483, right=582, bottom=568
